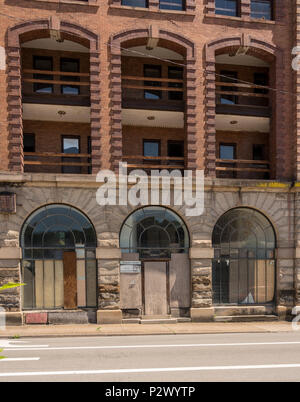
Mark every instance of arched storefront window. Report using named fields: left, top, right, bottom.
left=21, top=205, right=97, bottom=310
left=120, top=207, right=189, bottom=259
left=212, top=208, right=276, bottom=305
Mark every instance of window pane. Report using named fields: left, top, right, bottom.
left=63, top=138, right=80, bottom=154
left=168, top=67, right=183, bottom=100
left=144, top=141, right=160, bottom=157
left=23, top=134, right=35, bottom=153
left=60, top=58, right=80, bottom=95
left=144, top=65, right=162, bottom=100
left=215, top=0, right=238, bottom=17
left=33, top=56, right=53, bottom=94
left=159, top=0, right=184, bottom=11
left=122, top=0, right=148, bottom=6
left=220, top=144, right=235, bottom=160
left=251, top=0, right=272, bottom=20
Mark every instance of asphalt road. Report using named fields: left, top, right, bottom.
left=1, top=332, right=300, bottom=382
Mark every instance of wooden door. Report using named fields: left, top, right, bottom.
left=63, top=251, right=77, bottom=309
left=144, top=261, right=168, bottom=316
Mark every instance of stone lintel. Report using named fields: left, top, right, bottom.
left=0, top=247, right=21, bottom=260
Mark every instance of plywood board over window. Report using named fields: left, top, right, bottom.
left=63, top=251, right=77, bottom=309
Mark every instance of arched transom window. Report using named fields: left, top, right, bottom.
left=212, top=208, right=276, bottom=305
left=21, top=204, right=97, bottom=310
left=120, top=207, right=189, bottom=259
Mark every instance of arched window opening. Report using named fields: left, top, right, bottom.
left=120, top=207, right=189, bottom=259
left=212, top=208, right=276, bottom=305
left=21, top=204, right=97, bottom=310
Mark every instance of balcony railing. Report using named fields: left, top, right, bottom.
left=24, top=152, right=91, bottom=174
left=123, top=155, right=185, bottom=170
left=122, top=75, right=184, bottom=111
left=216, top=81, right=270, bottom=117
left=216, top=158, right=270, bottom=178
left=22, top=69, right=90, bottom=106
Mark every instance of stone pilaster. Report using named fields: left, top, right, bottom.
left=97, top=247, right=122, bottom=324
left=190, top=247, right=214, bottom=321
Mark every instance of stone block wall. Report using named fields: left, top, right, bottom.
left=0, top=174, right=298, bottom=322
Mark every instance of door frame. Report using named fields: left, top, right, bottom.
left=141, top=258, right=170, bottom=316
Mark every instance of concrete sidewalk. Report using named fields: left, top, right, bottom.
left=0, top=321, right=295, bottom=338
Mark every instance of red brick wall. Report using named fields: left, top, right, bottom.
left=0, top=0, right=294, bottom=179
left=23, top=120, right=90, bottom=174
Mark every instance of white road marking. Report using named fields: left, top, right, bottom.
left=0, top=340, right=48, bottom=349
left=6, top=341, right=300, bottom=352
left=0, top=358, right=40, bottom=362
left=1, top=363, right=300, bottom=377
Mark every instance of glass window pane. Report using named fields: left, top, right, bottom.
left=63, top=138, right=80, bottom=154
left=251, top=0, right=272, bottom=20
left=220, top=144, right=236, bottom=160
left=122, top=0, right=148, bottom=6
left=33, top=56, right=53, bottom=94
left=144, top=141, right=160, bottom=157
left=215, top=0, right=238, bottom=16
left=159, top=0, right=184, bottom=11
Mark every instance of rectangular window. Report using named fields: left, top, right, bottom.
left=251, top=0, right=273, bottom=20
left=23, top=133, right=35, bottom=153
left=168, top=140, right=184, bottom=158
left=219, top=143, right=236, bottom=160
left=60, top=58, right=80, bottom=95
left=253, top=144, right=265, bottom=161
left=33, top=56, right=53, bottom=94
left=122, top=0, right=148, bottom=6
left=220, top=70, right=238, bottom=105
left=215, top=0, right=239, bottom=17
left=144, top=65, right=162, bottom=100
left=159, top=0, right=185, bottom=11
left=144, top=140, right=160, bottom=157
left=253, top=72, right=269, bottom=94
left=62, top=136, right=81, bottom=174
left=168, top=66, right=184, bottom=101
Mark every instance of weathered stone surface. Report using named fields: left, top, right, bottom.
left=0, top=260, right=19, bottom=268
left=191, top=308, right=214, bottom=322
left=5, top=312, right=23, bottom=326
left=97, top=309, right=122, bottom=324
left=98, top=301, right=120, bottom=309
left=100, top=275, right=119, bottom=285
left=48, top=311, right=89, bottom=325
left=99, top=284, right=120, bottom=294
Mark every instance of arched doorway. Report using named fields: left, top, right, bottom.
left=120, top=207, right=190, bottom=317
left=21, top=204, right=97, bottom=310
left=212, top=208, right=276, bottom=305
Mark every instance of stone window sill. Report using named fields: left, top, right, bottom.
left=24, top=0, right=99, bottom=6
left=205, top=13, right=276, bottom=26
left=109, top=4, right=195, bottom=17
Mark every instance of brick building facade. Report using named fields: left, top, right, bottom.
left=0, top=0, right=299, bottom=325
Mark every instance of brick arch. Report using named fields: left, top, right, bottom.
left=204, top=35, right=285, bottom=179
left=109, top=28, right=196, bottom=171
left=6, top=18, right=101, bottom=173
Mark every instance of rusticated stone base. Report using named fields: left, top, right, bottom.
left=97, top=309, right=122, bottom=324
left=190, top=307, right=214, bottom=322
left=4, top=312, right=23, bottom=326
